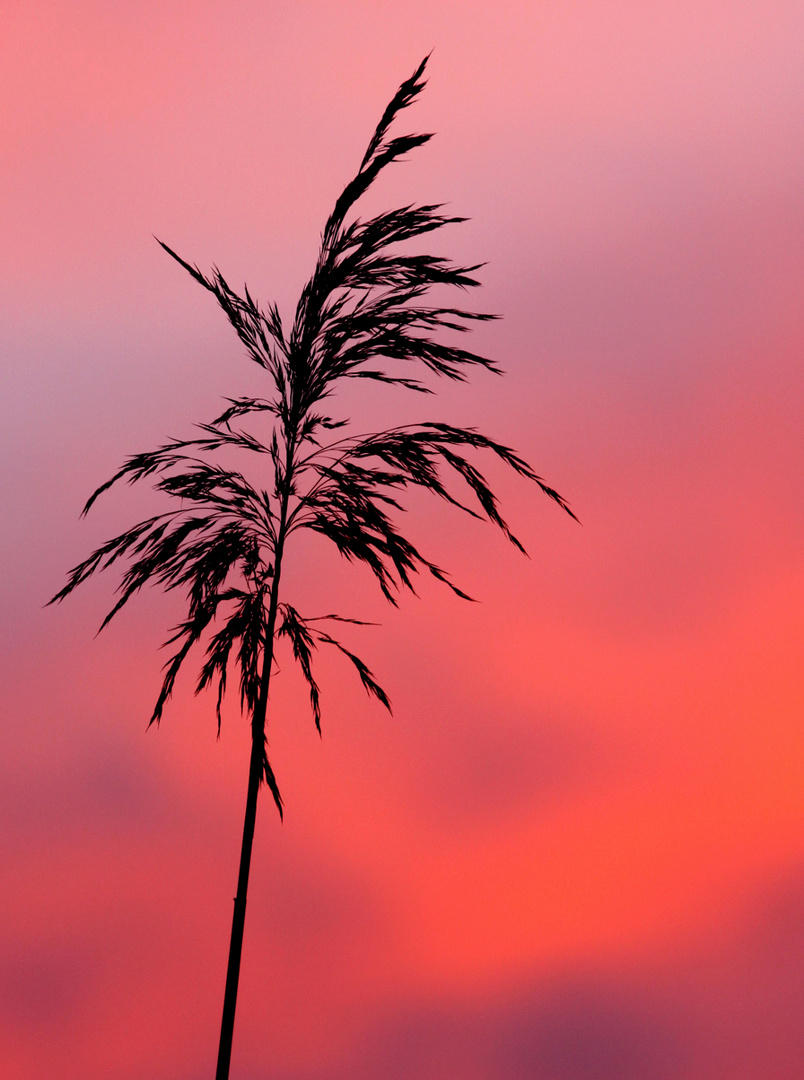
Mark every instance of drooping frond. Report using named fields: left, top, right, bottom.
left=277, top=604, right=322, bottom=730
left=196, top=586, right=267, bottom=731
left=261, top=743, right=284, bottom=820
left=50, top=458, right=275, bottom=739
left=156, top=240, right=288, bottom=375
left=344, top=421, right=579, bottom=525
left=278, top=605, right=391, bottom=734
left=284, top=420, right=576, bottom=603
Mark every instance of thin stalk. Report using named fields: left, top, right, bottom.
left=214, top=702, right=264, bottom=1080
left=214, top=439, right=296, bottom=1080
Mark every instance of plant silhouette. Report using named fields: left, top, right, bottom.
left=50, top=57, right=576, bottom=1080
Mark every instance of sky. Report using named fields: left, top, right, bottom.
left=2, top=1, right=804, bottom=1077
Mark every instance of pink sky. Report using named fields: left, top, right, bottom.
left=2, top=2, right=804, bottom=1078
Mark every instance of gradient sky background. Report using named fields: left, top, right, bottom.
left=2, top=2, right=804, bottom=1078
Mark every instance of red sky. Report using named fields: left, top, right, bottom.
left=2, top=2, right=804, bottom=1078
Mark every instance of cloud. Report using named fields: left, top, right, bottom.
left=397, top=699, right=618, bottom=831
left=260, top=970, right=691, bottom=1080
left=249, top=861, right=804, bottom=1080
left=0, top=729, right=170, bottom=845
left=0, top=938, right=100, bottom=1032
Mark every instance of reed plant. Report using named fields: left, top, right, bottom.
left=50, top=56, right=575, bottom=1079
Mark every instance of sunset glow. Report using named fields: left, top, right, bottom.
left=3, top=3, right=804, bottom=1078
